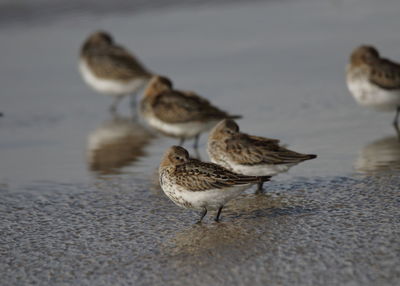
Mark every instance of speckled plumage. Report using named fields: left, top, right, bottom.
left=207, top=120, right=316, bottom=190
left=159, top=146, right=269, bottom=222
left=141, top=76, right=241, bottom=147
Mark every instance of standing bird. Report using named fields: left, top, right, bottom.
left=159, top=146, right=270, bottom=223
left=79, top=31, right=152, bottom=113
left=346, top=45, right=400, bottom=135
left=207, top=119, right=317, bottom=192
left=140, top=76, right=241, bottom=148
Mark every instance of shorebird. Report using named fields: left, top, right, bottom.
left=207, top=119, right=317, bottom=192
left=159, top=146, right=270, bottom=223
left=79, top=31, right=152, bottom=112
left=140, top=76, right=241, bottom=148
left=346, top=45, right=400, bottom=135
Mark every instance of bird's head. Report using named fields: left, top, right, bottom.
left=144, top=75, right=173, bottom=98
left=350, top=45, right=380, bottom=65
left=160, top=145, right=190, bottom=169
left=209, top=119, right=240, bottom=141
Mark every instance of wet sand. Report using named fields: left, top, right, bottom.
left=1, top=175, right=399, bottom=285
left=0, top=0, right=400, bottom=285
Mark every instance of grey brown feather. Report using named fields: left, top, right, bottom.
left=224, top=133, right=316, bottom=166
left=369, top=59, right=400, bottom=90
left=81, top=31, right=151, bottom=81
left=173, top=159, right=269, bottom=192
left=151, top=90, right=241, bottom=124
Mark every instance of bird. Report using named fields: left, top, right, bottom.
left=346, top=45, right=400, bottom=135
left=207, top=119, right=317, bottom=192
left=140, top=75, right=241, bottom=149
left=159, top=145, right=270, bottom=223
left=79, top=30, right=152, bottom=113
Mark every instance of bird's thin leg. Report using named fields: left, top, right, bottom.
left=110, top=95, right=124, bottom=114
left=193, top=134, right=200, bottom=149
left=214, top=206, right=223, bottom=222
left=255, top=182, right=264, bottom=194
left=393, top=106, right=400, bottom=139
left=179, top=138, right=185, bottom=146
left=197, top=208, right=207, bottom=224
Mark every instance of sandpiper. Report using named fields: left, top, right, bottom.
left=159, top=146, right=270, bottom=223
left=140, top=76, right=241, bottom=148
left=79, top=31, right=152, bottom=112
left=207, top=119, right=317, bottom=192
left=346, top=45, right=400, bottom=135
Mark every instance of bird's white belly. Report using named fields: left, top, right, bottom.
left=147, top=115, right=216, bottom=138
left=347, top=77, right=400, bottom=111
left=227, top=161, right=293, bottom=176
left=79, top=60, right=146, bottom=96
left=209, top=154, right=293, bottom=176
left=160, top=173, right=249, bottom=210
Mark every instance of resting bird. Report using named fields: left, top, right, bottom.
left=159, top=145, right=270, bottom=223
left=346, top=45, right=400, bottom=135
left=207, top=119, right=317, bottom=192
left=140, top=76, right=241, bottom=148
left=79, top=31, right=152, bottom=112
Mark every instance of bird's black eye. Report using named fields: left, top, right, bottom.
left=175, top=156, right=180, bottom=160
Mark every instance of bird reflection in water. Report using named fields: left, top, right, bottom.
left=355, top=136, right=400, bottom=174
left=87, top=114, right=154, bottom=174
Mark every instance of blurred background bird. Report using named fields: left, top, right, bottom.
left=347, top=45, right=400, bottom=137
left=79, top=31, right=153, bottom=113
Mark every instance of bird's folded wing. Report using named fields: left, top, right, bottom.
left=174, top=160, right=263, bottom=192
left=226, top=135, right=314, bottom=165
left=248, top=134, right=280, bottom=144
left=89, top=45, right=150, bottom=80
left=370, top=59, right=400, bottom=90
left=152, top=91, right=229, bottom=123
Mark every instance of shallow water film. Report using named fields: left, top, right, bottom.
left=1, top=0, right=400, bottom=285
